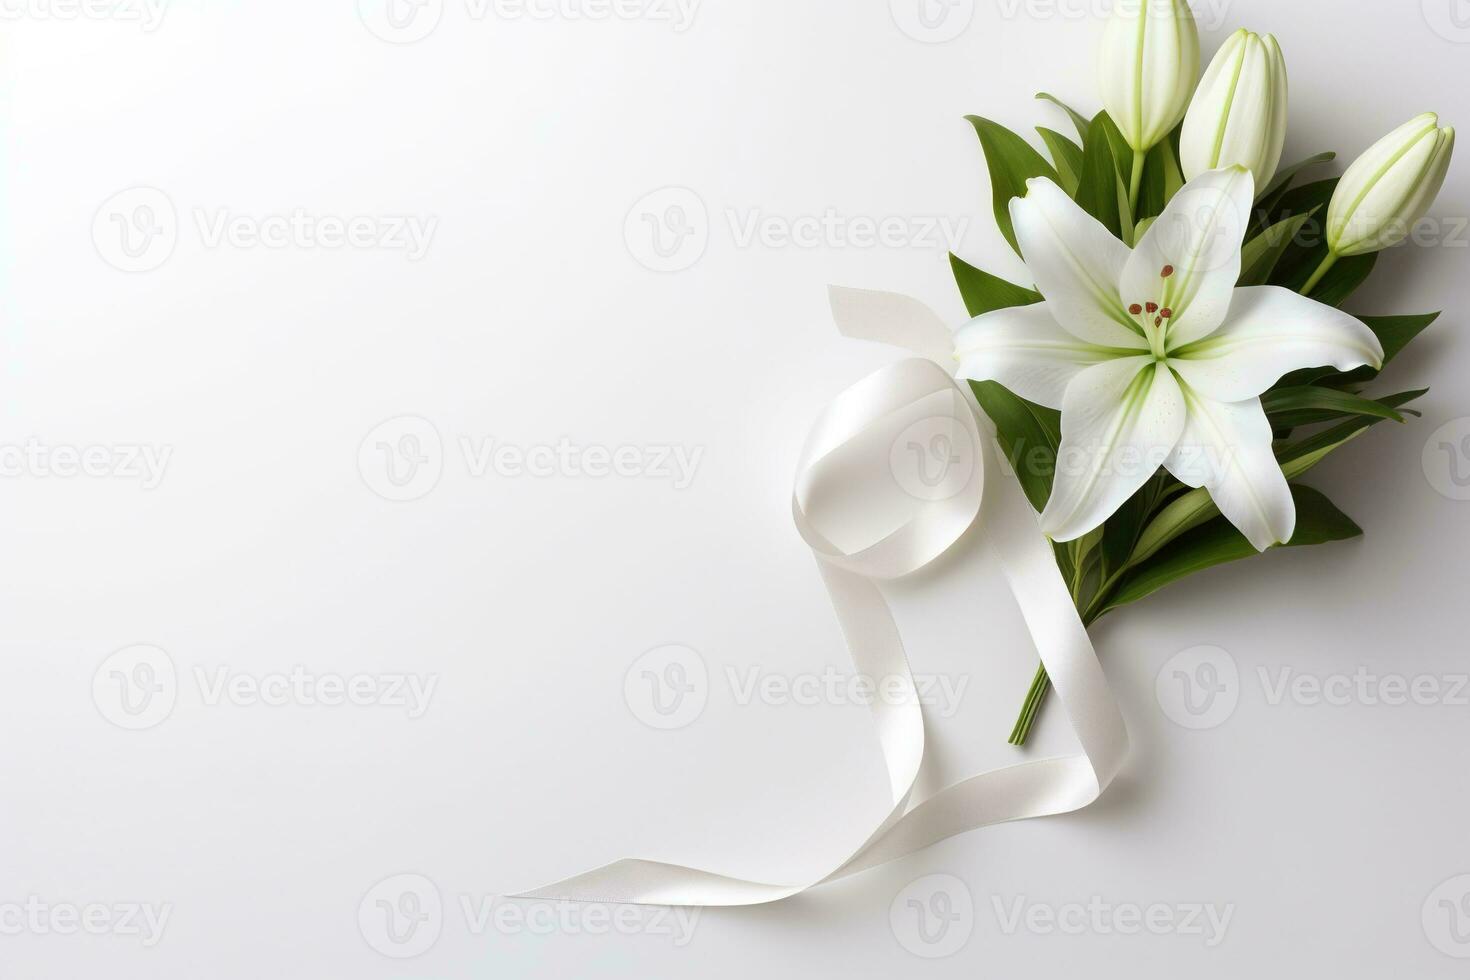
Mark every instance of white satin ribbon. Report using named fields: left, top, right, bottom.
left=518, top=288, right=1128, bottom=907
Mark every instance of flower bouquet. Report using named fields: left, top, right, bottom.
left=949, top=0, right=1454, bottom=744
left=521, top=1, right=1458, bottom=907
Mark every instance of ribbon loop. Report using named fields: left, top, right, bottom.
left=794, top=358, right=984, bottom=582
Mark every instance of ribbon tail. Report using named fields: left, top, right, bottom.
left=514, top=543, right=931, bottom=908
left=828, top=285, right=957, bottom=364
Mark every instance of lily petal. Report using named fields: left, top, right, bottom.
left=1010, top=179, right=1150, bottom=350
left=1166, top=388, right=1295, bottom=552
left=1123, top=166, right=1255, bottom=349
left=1041, top=358, right=1187, bottom=542
left=1168, top=285, right=1385, bottom=402
left=954, top=302, right=1122, bottom=409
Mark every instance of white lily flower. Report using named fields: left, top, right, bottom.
left=1180, top=29, right=1288, bottom=191
left=956, top=167, right=1385, bottom=551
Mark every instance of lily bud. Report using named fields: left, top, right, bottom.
left=1099, top=0, right=1201, bottom=154
left=1181, top=29, right=1288, bottom=191
left=1327, top=113, right=1456, bottom=257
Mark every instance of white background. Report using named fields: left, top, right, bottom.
left=2, top=0, right=1469, bottom=976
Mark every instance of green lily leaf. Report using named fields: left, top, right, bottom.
left=1037, top=127, right=1084, bottom=195
left=1035, top=92, right=1091, bottom=143
left=1070, top=525, right=1106, bottom=579
left=1256, top=151, right=1336, bottom=212
left=1054, top=542, right=1076, bottom=587
left=1103, top=485, right=1363, bottom=615
left=1270, top=366, right=1338, bottom=390
left=1239, top=210, right=1317, bottom=286
left=1275, top=389, right=1428, bottom=473
left=1262, top=176, right=1335, bottom=225
left=1077, top=113, right=1129, bottom=240
left=969, top=381, right=1060, bottom=513
left=966, top=115, right=1059, bottom=256
left=1096, top=112, right=1135, bottom=180
left=949, top=254, right=1042, bottom=318
left=1365, top=312, right=1442, bottom=365
left=1114, top=163, right=1136, bottom=245
left=1262, top=386, right=1406, bottom=426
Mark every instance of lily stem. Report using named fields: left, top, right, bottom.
left=1128, top=153, right=1146, bottom=215
left=1301, top=251, right=1340, bottom=297
left=1007, top=664, right=1052, bottom=745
